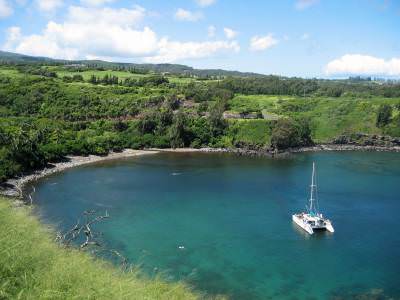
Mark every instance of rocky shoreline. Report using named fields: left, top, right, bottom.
left=1, top=143, right=400, bottom=199
left=158, top=143, right=400, bottom=156
left=291, top=144, right=400, bottom=153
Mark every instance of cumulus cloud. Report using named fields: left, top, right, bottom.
left=174, top=8, right=202, bottom=22
left=295, top=0, right=319, bottom=10
left=80, top=0, right=115, bottom=6
left=144, top=39, right=239, bottom=63
left=249, top=34, right=278, bottom=51
left=4, top=5, right=240, bottom=63
left=195, top=0, right=216, bottom=7
left=223, top=27, right=237, bottom=39
left=36, top=0, right=63, bottom=12
left=0, top=0, right=13, bottom=18
left=325, top=54, right=400, bottom=76
left=4, top=27, right=21, bottom=49
left=4, top=6, right=156, bottom=59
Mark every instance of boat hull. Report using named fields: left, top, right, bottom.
left=292, top=214, right=314, bottom=234
left=292, top=214, right=334, bottom=235
left=325, top=222, right=334, bottom=233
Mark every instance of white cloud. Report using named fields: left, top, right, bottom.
left=4, top=26, right=21, bottom=49
left=4, top=6, right=156, bottom=59
left=325, top=54, right=400, bottom=76
left=196, top=0, right=216, bottom=7
left=174, top=8, right=202, bottom=22
left=80, top=0, right=115, bottom=6
left=36, top=0, right=63, bottom=12
left=0, top=0, right=13, bottom=18
left=223, top=27, right=237, bottom=39
left=208, top=25, right=216, bottom=37
left=249, top=34, right=278, bottom=51
left=144, top=39, right=240, bottom=63
left=4, top=5, right=240, bottom=63
left=295, top=0, right=319, bottom=10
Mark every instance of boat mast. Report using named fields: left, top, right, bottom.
left=308, top=162, right=317, bottom=215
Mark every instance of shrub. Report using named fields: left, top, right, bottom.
left=376, top=104, right=392, bottom=128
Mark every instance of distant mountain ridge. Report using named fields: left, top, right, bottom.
left=0, top=50, right=264, bottom=78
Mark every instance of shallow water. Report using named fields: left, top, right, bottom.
left=30, top=151, right=400, bottom=299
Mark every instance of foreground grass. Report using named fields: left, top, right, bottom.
left=0, top=197, right=202, bottom=300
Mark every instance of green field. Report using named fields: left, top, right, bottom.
left=0, top=67, right=26, bottom=78
left=227, top=94, right=400, bottom=142
left=0, top=197, right=205, bottom=300
left=0, top=65, right=199, bottom=85
left=225, top=119, right=272, bottom=147
left=53, top=68, right=196, bottom=84
left=55, top=69, right=148, bottom=80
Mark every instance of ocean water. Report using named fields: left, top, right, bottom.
left=29, top=152, right=400, bottom=299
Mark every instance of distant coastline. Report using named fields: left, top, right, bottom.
left=1, top=144, right=400, bottom=199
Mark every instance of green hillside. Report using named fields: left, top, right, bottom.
left=228, top=95, right=400, bottom=142
left=1, top=62, right=399, bottom=182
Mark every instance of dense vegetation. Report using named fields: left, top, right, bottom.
left=0, top=57, right=400, bottom=183
left=0, top=197, right=202, bottom=299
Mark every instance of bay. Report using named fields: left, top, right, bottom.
left=29, top=151, right=400, bottom=299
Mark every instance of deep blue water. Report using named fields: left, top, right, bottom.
left=29, top=152, right=400, bottom=299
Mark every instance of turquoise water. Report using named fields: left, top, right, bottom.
left=30, top=152, right=400, bottom=299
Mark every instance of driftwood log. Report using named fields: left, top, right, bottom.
left=55, top=209, right=128, bottom=269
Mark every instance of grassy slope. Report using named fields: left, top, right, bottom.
left=0, top=197, right=202, bottom=300
left=228, top=94, right=400, bottom=142
left=225, top=120, right=272, bottom=147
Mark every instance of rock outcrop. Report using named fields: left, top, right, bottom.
left=331, top=133, right=400, bottom=148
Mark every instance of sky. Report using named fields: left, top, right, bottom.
left=0, top=0, right=399, bottom=77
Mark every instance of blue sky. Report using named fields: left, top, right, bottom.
left=0, top=0, right=399, bottom=77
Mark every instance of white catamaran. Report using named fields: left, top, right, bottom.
left=292, top=162, right=334, bottom=235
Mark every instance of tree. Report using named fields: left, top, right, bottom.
left=271, top=117, right=313, bottom=150
left=376, top=104, right=392, bottom=128
left=208, top=100, right=227, bottom=136
left=138, top=112, right=157, bottom=134
left=157, top=109, right=173, bottom=129
left=169, top=111, right=186, bottom=148
left=295, top=117, right=313, bottom=146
